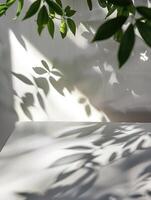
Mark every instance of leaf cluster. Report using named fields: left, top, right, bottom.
left=0, top=0, right=76, bottom=38
left=1, top=0, right=151, bottom=67
left=89, top=0, right=151, bottom=67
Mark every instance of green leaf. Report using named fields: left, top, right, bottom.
left=93, top=16, right=127, bottom=41
left=60, top=19, right=67, bottom=38
left=128, top=5, right=136, bottom=15
left=16, top=0, right=24, bottom=17
left=48, top=6, right=55, bottom=18
left=98, top=0, right=107, bottom=8
left=37, top=92, right=45, bottom=110
left=67, top=18, right=76, bottom=35
left=41, top=60, right=50, bottom=71
left=87, top=0, right=93, bottom=10
left=0, top=10, right=6, bottom=17
left=33, top=67, right=47, bottom=74
left=37, top=5, right=49, bottom=26
left=117, top=6, right=130, bottom=17
left=106, top=2, right=112, bottom=11
left=146, top=20, right=151, bottom=27
left=136, top=6, right=151, bottom=20
left=55, top=0, right=62, bottom=7
left=12, top=72, right=33, bottom=85
left=37, top=5, right=49, bottom=35
left=106, top=5, right=116, bottom=18
left=47, top=18, right=55, bottom=38
left=45, top=0, right=63, bottom=15
left=0, top=4, right=7, bottom=16
left=64, top=6, right=76, bottom=17
left=114, top=28, right=123, bottom=43
left=118, top=24, right=135, bottom=68
left=23, top=0, right=41, bottom=20
left=0, top=4, right=7, bottom=10
left=107, top=0, right=133, bottom=7
left=6, top=0, right=16, bottom=7
left=33, top=77, right=49, bottom=95
left=136, top=20, right=151, bottom=47
left=20, top=102, right=33, bottom=120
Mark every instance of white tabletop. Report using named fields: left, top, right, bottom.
left=0, top=122, right=151, bottom=200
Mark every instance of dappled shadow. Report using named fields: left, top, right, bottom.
left=0, top=122, right=151, bottom=199
left=8, top=0, right=151, bottom=122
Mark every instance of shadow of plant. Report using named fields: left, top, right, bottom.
left=12, top=60, right=51, bottom=119
left=10, top=122, right=151, bottom=200
left=55, top=123, right=151, bottom=166
left=12, top=59, right=94, bottom=120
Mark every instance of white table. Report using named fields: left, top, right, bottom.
left=0, top=122, right=151, bottom=200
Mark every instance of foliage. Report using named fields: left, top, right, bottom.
left=0, top=0, right=151, bottom=67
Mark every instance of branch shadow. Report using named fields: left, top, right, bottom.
left=0, top=122, right=149, bottom=199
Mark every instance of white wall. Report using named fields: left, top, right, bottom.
left=0, top=0, right=151, bottom=132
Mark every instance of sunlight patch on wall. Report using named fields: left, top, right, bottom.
left=9, top=30, right=107, bottom=121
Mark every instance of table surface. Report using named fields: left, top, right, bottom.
left=0, top=122, right=151, bottom=200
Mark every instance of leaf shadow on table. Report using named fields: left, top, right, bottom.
left=12, top=122, right=151, bottom=200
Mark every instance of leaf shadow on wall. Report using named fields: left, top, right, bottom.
left=9, top=0, right=151, bottom=122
